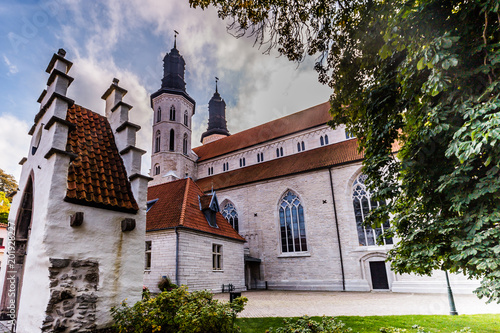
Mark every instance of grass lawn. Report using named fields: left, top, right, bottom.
left=235, top=314, right=500, bottom=333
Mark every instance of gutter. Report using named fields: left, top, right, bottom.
left=175, top=226, right=180, bottom=286
left=329, top=167, right=346, bottom=291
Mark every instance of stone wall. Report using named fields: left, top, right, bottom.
left=42, top=258, right=99, bottom=332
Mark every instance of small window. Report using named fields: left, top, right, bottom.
left=145, top=241, right=152, bottom=270
left=0, top=238, right=3, bottom=247
left=297, top=141, right=305, bottom=152
left=239, top=157, right=246, bottom=167
left=320, top=136, right=324, bottom=146
left=225, top=162, right=229, bottom=171
left=184, top=111, right=188, bottom=126
left=276, top=147, right=284, bottom=157
left=208, top=167, right=214, bottom=176
left=260, top=152, right=264, bottom=162
left=280, top=147, right=284, bottom=156
left=169, top=129, right=175, bottom=151
left=257, top=153, right=260, bottom=163
left=301, top=141, right=305, bottom=151
left=345, top=130, right=355, bottom=139
left=297, top=142, right=301, bottom=152
left=154, top=164, right=160, bottom=176
left=157, top=107, right=161, bottom=123
left=155, top=130, right=161, bottom=153
left=223, top=162, right=229, bottom=172
left=170, top=105, right=176, bottom=121
left=325, top=135, right=329, bottom=144
left=212, top=244, right=222, bottom=271
left=183, top=134, right=188, bottom=155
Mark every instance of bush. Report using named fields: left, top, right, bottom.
left=110, top=286, right=247, bottom=333
left=265, top=316, right=352, bottom=333
left=157, top=276, right=177, bottom=292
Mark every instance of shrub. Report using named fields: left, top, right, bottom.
left=265, top=316, right=352, bottom=333
left=110, top=286, right=247, bottom=333
left=157, top=276, right=177, bottom=292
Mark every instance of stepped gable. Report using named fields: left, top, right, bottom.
left=65, top=104, right=139, bottom=213
left=193, top=102, right=331, bottom=161
left=147, top=178, right=245, bottom=242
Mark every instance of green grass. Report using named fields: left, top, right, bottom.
left=235, top=314, right=500, bottom=333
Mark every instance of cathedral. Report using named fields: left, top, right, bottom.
left=144, top=41, right=478, bottom=294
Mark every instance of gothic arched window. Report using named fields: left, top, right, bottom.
left=157, top=107, right=161, bottom=123
left=169, top=129, right=175, bottom=151
left=154, top=164, right=160, bottom=175
left=155, top=130, right=161, bottom=152
left=184, top=111, right=188, bottom=126
left=352, top=173, right=393, bottom=246
left=170, top=105, right=176, bottom=121
left=279, top=191, right=307, bottom=253
left=324, top=135, right=329, bottom=144
left=183, top=133, right=188, bottom=155
left=222, top=202, right=239, bottom=232
left=320, top=136, right=324, bottom=146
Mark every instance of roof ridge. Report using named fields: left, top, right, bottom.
left=178, top=178, right=190, bottom=226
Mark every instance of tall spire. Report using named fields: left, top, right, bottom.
left=160, top=32, right=186, bottom=92
left=201, top=79, right=230, bottom=144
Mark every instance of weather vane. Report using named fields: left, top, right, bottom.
left=174, top=30, right=179, bottom=47
left=215, top=76, right=219, bottom=93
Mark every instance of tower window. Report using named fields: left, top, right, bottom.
left=154, top=164, right=160, bottom=175
left=170, top=105, right=176, bottom=121
left=157, top=107, right=161, bottom=123
left=169, top=129, right=175, bottom=151
left=183, top=134, right=188, bottom=155
left=155, top=130, right=161, bottom=152
left=184, top=111, right=188, bottom=126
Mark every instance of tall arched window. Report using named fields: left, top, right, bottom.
left=320, top=136, right=324, bottom=146
left=279, top=191, right=307, bottom=253
left=183, top=134, right=188, bottom=155
left=154, top=164, right=160, bottom=175
left=169, top=129, right=175, bottom=151
left=352, top=173, right=393, bottom=246
left=157, top=107, right=161, bottom=123
left=184, top=111, right=188, bottom=126
left=324, top=135, right=329, bottom=144
left=155, top=130, right=161, bottom=152
left=170, top=105, right=176, bottom=121
left=222, top=202, right=239, bottom=232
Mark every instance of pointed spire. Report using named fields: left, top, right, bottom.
left=201, top=80, right=230, bottom=143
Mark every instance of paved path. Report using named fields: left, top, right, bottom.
left=214, top=290, right=500, bottom=318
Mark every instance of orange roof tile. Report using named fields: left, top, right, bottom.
left=147, top=178, right=245, bottom=241
left=65, top=104, right=139, bottom=213
left=196, top=139, right=364, bottom=192
left=192, top=102, right=331, bottom=161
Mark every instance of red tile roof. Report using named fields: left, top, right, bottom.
left=65, top=104, right=139, bottom=213
left=196, top=139, right=364, bottom=192
left=147, top=178, right=245, bottom=241
left=193, top=102, right=331, bottom=162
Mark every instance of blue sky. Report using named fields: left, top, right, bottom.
left=0, top=0, right=331, bottom=181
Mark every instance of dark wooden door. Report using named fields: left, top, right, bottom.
left=369, top=261, right=389, bottom=289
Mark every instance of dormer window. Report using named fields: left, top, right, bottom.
left=199, top=192, right=220, bottom=228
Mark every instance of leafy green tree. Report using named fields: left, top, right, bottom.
left=0, top=168, right=17, bottom=197
left=189, top=0, right=500, bottom=302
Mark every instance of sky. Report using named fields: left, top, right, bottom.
left=0, top=0, right=332, bottom=183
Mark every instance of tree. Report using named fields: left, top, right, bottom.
left=0, top=168, right=17, bottom=196
left=189, top=0, right=500, bottom=302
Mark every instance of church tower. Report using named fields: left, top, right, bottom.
left=150, top=38, right=196, bottom=185
left=201, top=80, right=230, bottom=144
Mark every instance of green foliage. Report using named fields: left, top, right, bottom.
left=0, top=168, right=17, bottom=196
left=157, top=276, right=177, bottom=292
left=265, top=316, right=352, bottom=333
left=187, top=0, right=500, bottom=302
left=110, top=286, right=247, bottom=333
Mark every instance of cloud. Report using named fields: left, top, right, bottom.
left=0, top=114, right=30, bottom=181
left=3, top=55, right=18, bottom=74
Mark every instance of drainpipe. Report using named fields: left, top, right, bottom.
left=329, top=167, right=346, bottom=291
left=175, top=227, right=180, bottom=286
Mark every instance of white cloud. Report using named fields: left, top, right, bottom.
left=3, top=55, right=18, bottom=74
left=0, top=114, right=30, bottom=181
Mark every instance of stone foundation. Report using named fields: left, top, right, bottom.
left=42, top=258, right=99, bottom=332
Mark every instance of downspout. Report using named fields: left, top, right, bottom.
left=329, top=167, right=346, bottom=291
left=175, top=227, right=180, bottom=286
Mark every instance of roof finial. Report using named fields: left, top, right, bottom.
left=215, top=76, right=219, bottom=93
left=174, top=30, right=179, bottom=48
